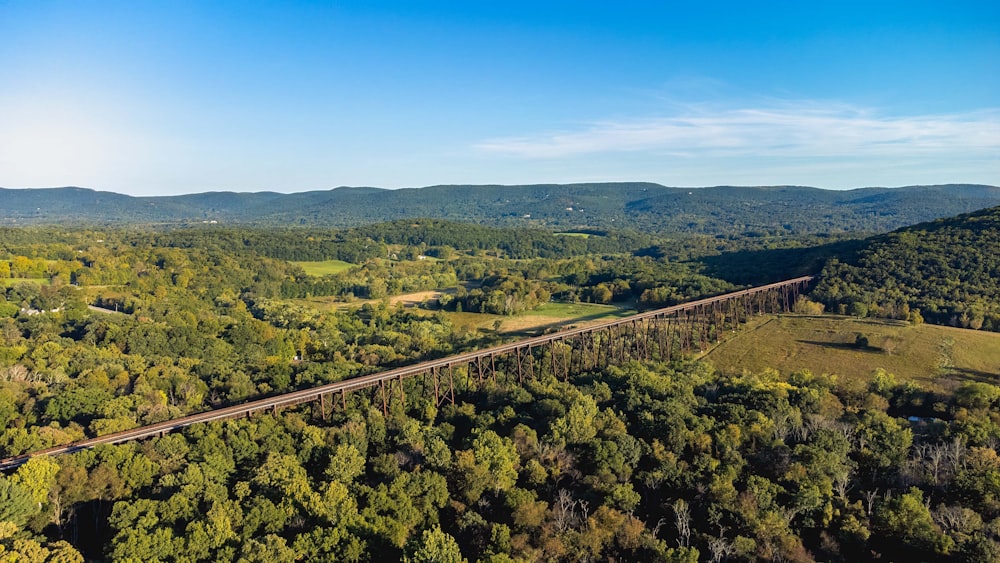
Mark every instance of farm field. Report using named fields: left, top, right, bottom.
left=291, top=259, right=355, bottom=276
left=704, top=314, right=1000, bottom=391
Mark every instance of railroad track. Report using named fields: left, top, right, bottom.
left=0, top=275, right=814, bottom=471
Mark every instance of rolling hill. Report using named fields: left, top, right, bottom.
left=2, top=183, right=999, bottom=235
left=813, top=205, right=1000, bottom=330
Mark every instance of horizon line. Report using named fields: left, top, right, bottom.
left=2, top=181, right=997, bottom=198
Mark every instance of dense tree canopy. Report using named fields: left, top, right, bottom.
left=5, top=358, right=1000, bottom=561
left=813, top=206, right=1000, bottom=331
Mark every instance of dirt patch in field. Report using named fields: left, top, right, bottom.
left=495, top=315, right=621, bottom=337
left=497, top=316, right=567, bottom=333
left=388, top=290, right=444, bottom=307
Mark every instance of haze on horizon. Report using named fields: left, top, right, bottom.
left=1, top=1, right=997, bottom=197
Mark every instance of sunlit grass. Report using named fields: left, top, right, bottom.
left=1, top=277, right=50, bottom=287
left=525, top=301, right=631, bottom=319
left=437, top=301, right=634, bottom=336
left=704, top=314, right=1000, bottom=391
left=291, top=260, right=354, bottom=276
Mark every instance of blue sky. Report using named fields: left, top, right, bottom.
left=1, top=1, right=997, bottom=195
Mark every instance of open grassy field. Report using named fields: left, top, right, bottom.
left=295, top=289, right=449, bottom=313
left=1, top=277, right=50, bottom=287
left=524, top=301, right=631, bottom=319
left=500, top=302, right=633, bottom=334
left=703, top=315, right=1000, bottom=391
left=296, top=291, right=634, bottom=337
left=291, top=260, right=354, bottom=276
left=419, top=300, right=634, bottom=335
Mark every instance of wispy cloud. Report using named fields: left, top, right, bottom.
left=474, top=103, right=1000, bottom=160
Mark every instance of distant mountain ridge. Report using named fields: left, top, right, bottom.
left=2, top=183, right=999, bottom=235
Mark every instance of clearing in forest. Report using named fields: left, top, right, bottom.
left=291, top=259, right=355, bottom=276
left=298, top=291, right=634, bottom=336
left=704, top=314, right=1000, bottom=391
left=450, top=301, right=633, bottom=336
left=1, top=277, right=51, bottom=286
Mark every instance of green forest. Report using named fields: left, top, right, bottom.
left=813, top=206, right=1000, bottom=331
left=3, top=183, right=999, bottom=235
left=1, top=204, right=999, bottom=561
left=8, top=360, right=1000, bottom=562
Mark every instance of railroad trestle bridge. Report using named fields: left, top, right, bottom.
left=0, top=275, right=813, bottom=471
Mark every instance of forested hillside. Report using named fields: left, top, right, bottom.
left=3, top=183, right=999, bottom=235
left=136, top=220, right=657, bottom=261
left=813, top=206, right=1000, bottom=331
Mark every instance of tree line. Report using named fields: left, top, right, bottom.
left=812, top=206, right=1000, bottom=331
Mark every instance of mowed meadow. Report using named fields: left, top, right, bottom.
left=295, top=291, right=634, bottom=337
left=704, top=314, right=1000, bottom=391
left=291, top=259, right=355, bottom=276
